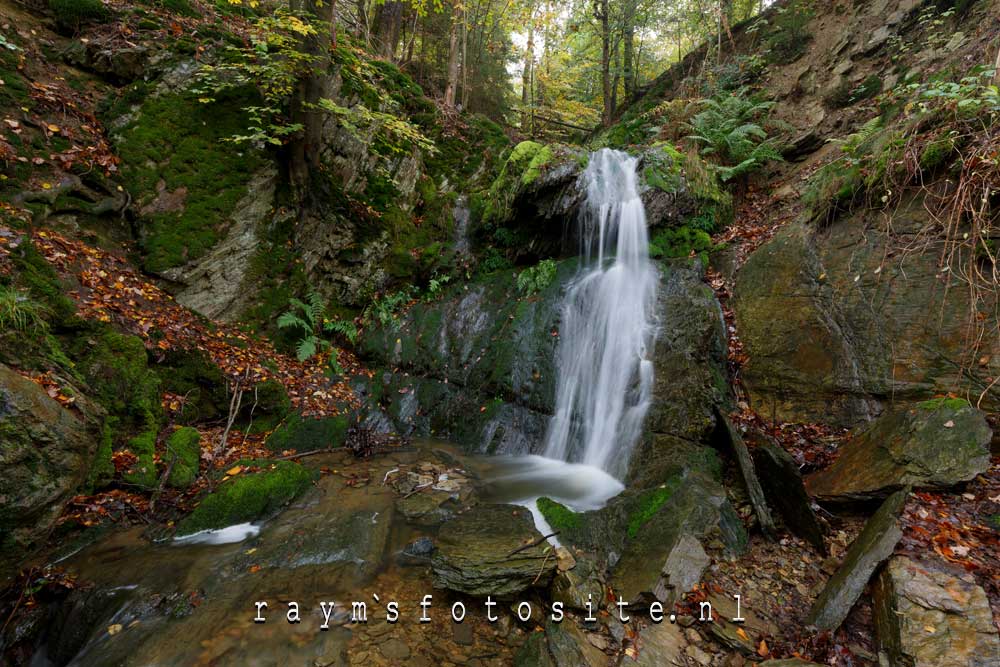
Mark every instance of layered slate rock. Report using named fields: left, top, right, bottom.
left=0, top=364, right=98, bottom=583
left=752, top=437, right=826, bottom=553
left=732, top=206, right=1000, bottom=426
left=431, top=504, right=556, bottom=597
left=722, top=415, right=776, bottom=538
left=873, top=556, right=1000, bottom=667
left=808, top=489, right=908, bottom=630
left=807, top=400, right=992, bottom=502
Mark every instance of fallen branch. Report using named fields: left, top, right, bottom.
left=508, top=532, right=559, bottom=557
left=274, top=447, right=337, bottom=461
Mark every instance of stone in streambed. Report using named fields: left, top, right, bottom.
left=632, top=621, right=686, bottom=667
left=807, top=489, right=908, bottom=630
left=551, top=556, right=604, bottom=611
left=873, top=556, right=1000, bottom=667
left=807, top=400, right=992, bottom=502
left=751, top=437, right=826, bottom=553
left=431, top=504, right=556, bottom=597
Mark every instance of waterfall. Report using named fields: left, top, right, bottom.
left=542, top=148, right=658, bottom=478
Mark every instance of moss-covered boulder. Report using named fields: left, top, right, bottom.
left=122, top=430, right=158, bottom=489
left=176, top=462, right=317, bottom=536
left=164, top=426, right=200, bottom=488
left=431, top=504, right=556, bottom=597
left=264, top=413, right=348, bottom=454
left=806, top=400, right=992, bottom=501
left=0, top=364, right=98, bottom=584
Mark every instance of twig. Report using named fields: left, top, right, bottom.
left=402, top=482, right=434, bottom=499
left=273, top=447, right=336, bottom=461
left=149, top=452, right=176, bottom=516
left=508, top=532, right=559, bottom=557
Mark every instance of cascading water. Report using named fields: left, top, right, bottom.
left=542, top=148, right=658, bottom=478
left=482, top=149, right=657, bottom=538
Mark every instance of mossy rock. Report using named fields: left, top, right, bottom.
left=73, top=328, right=161, bottom=437
left=49, top=0, right=111, bottom=33
left=154, top=348, right=227, bottom=424
left=122, top=430, right=157, bottom=488
left=86, top=419, right=116, bottom=490
left=264, top=413, right=349, bottom=454
left=176, top=461, right=317, bottom=535
left=165, top=426, right=200, bottom=488
left=247, top=378, right=292, bottom=433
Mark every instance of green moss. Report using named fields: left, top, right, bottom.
left=165, top=426, right=200, bottom=488
left=916, top=396, right=970, bottom=410
left=521, top=145, right=554, bottom=185
left=12, top=243, right=77, bottom=325
left=247, top=378, right=292, bottom=433
left=919, top=134, right=957, bottom=171
left=643, top=143, right=685, bottom=193
left=74, top=329, right=161, bottom=437
left=123, top=430, right=157, bottom=488
left=49, top=0, right=110, bottom=30
left=176, top=461, right=317, bottom=534
left=114, top=88, right=263, bottom=273
left=536, top=497, right=582, bottom=534
left=626, top=483, right=679, bottom=539
left=265, top=413, right=349, bottom=454
left=86, top=419, right=116, bottom=490
left=650, top=226, right=715, bottom=264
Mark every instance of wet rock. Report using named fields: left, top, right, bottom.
left=379, top=638, right=411, bottom=661
left=751, top=438, right=826, bottom=553
left=551, top=556, right=604, bottom=611
left=396, top=489, right=459, bottom=527
left=432, top=504, right=556, bottom=597
left=807, top=489, right=908, bottom=630
left=721, top=415, right=776, bottom=538
left=873, top=556, right=1000, bottom=667
left=807, top=401, right=991, bottom=501
left=0, top=364, right=99, bottom=584
left=515, top=631, right=556, bottom=667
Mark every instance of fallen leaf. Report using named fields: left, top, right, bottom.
left=107, top=624, right=122, bottom=636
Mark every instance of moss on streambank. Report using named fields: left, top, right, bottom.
left=176, top=461, right=318, bottom=535
left=264, top=413, right=350, bottom=454
left=536, top=497, right=582, bottom=535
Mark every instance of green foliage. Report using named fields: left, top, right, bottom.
left=277, top=291, right=356, bottom=367
left=146, top=0, right=198, bottom=17
left=363, top=287, right=417, bottom=326
left=49, top=0, right=110, bottom=31
left=177, top=461, right=317, bottom=535
left=516, top=259, right=557, bottom=295
left=0, top=285, right=48, bottom=332
left=536, top=497, right=581, bottom=534
left=685, top=89, right=783, bottom=181
left=165, top=426, right=201, bottom=488
left=265, top=413, right=349, bottom=454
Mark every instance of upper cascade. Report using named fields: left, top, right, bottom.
left=542, top=148, right=658, bottom=478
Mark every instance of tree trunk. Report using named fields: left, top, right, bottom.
left=595, top=0, right=611, bottom=127
left=444, top=1, right=463, bottom=108
left=622, top=0, right=636, bottom=99
left=460, top=8, right=469, bottom=108
left=521, top=2, right=535, bottom=132
left=374, top=0, right=403, bottom=60
left=287, top=0, right=335, bottom=206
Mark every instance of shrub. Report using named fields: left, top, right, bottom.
left=516, top=259, right=557, bottom=295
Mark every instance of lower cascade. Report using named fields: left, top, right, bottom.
left=542, top=148, right=658, bottom=478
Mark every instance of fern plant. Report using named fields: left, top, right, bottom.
left=685, top=89, right=784, bottom=181
left=517, top=259, right=557, bottom=295
left=277, top=291, right=356, bottom=364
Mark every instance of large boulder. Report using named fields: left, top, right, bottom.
left=806, top=400, right=992, bottom=502
left=359, top=262, right=573, bottom=453
left=751, top=437, right=826, bottom=552
left=431, top=504, right=556, bottom=597
left=0, top=364, right=99, bottom=583
left=807, top=489, right=908, bottom=630
left=732, top=201, right=1000, bottom=427
left=873, top=556, right=1000, bottom=667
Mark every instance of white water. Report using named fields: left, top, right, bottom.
left=542, top=148, right=658, bottom=479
